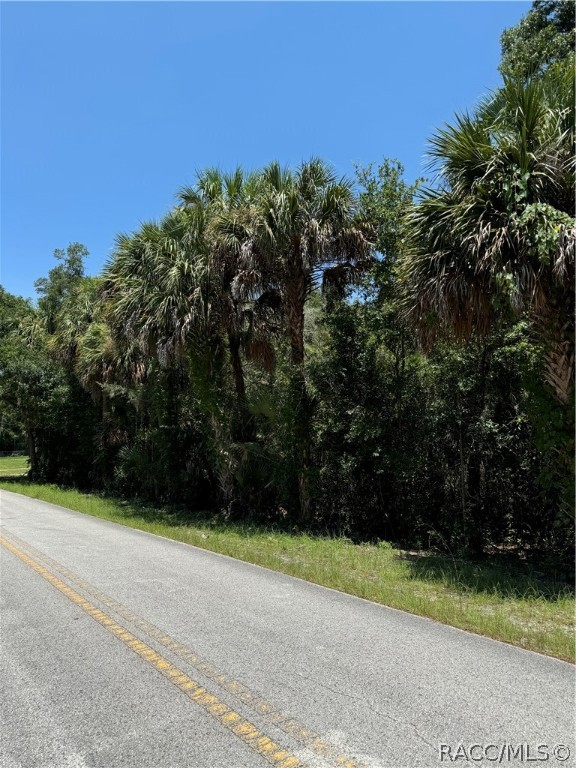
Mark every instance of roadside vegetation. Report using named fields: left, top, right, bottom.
left=1, top=4, right=573, bottom=659
left=1, top=478, right=573, bottom=662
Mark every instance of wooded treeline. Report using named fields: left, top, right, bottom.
left=2, top=2, right=574, bottom=561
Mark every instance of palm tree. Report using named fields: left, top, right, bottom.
left=401, top=74, right=575, bottom=404
left=104, top=206, right=220, bottom=383
left=105, top=174, right=272, bottom=443
left=178, top=167, right=274, bottom=435
left=217, top=158, right=372, bottom=518
left=222, top=158, right=372, bottom=365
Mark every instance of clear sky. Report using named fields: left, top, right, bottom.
left=1, top=1, right=530, bottom=299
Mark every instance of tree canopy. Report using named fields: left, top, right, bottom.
left=1, top=7, right=573, bottom=565
left=500, top=0, right=575, bottom=79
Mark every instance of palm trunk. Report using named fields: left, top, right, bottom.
left=467, top=344, right=489, bottom=556
left=286, top=296, right=305, bottom=366
left=543, top=318, right=574, bottom=406
left=228, top=332, right=247, bottom=404
left=285, top=279, right=312, bottom=522
left=227, top=331, right=253, bottom=441
left=291, top=368, right=312, bottom=522
left=538, top=306, right=574, bottom=522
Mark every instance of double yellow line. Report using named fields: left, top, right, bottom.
left=0, top=531, right=365, bottom=768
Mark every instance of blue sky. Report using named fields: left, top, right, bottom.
left=1, top=1, right=530, bottom=299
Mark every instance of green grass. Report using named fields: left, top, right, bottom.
left=1, top=478, right=573, bottom=662
left=0, top=454, right=29, bottom=476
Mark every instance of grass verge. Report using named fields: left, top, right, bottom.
left=0, top=455, right=29, bottom=476
left=0, top=478, right=573, bottom=662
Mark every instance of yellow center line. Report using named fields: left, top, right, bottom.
left=0, top=527, right=366, bottom=768
left=0, top=535, right=303, bottom=768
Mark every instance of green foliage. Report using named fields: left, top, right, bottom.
left=309, top=294, right=425, bottom=539
left=1, top=6, right=574, bottom=613
left=401, top=74, right=574, bottom=405
left=397, top=60, right=574, bottom=557
left=0, top=286, right=32, bottom=335
left=0, top=334, right=98, bottom=485
left=0, top=289, right=33, bottom=451
left=34, top=242, right=88, bottom=333
left=2, top=158, right=572, bottom=566
left=354, top=159, right=421, bottom=295
left=500, top=0, right=575, bottom=79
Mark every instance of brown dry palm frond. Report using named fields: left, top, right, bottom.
left=245, top=336, right=276, bottom=373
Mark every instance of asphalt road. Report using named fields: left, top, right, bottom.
left=0, top=489, right=574, bottom=768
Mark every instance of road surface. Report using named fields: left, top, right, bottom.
left=0, top=489, right=574, bottom=768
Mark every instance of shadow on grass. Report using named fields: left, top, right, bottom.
left=399, top=551, right=574, bottom=601
left=3, top=477, right=573, bottom=603
left=0, top=476, right=284, bottom=536
left=110, top=497, right=291, bottom=537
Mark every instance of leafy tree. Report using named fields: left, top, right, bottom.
left=4, top=144, right=570, bottom=564
left=0, top=285, right=99, bottom=483
left=309, top=162, right=427, bottom=540
left=354, top=159, right=420, bottom=297
left=34, top=243, right=88, bottom=333
left=0, top=288, right=34, bottom=452
left=500, top=0, right=575, bottom=79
